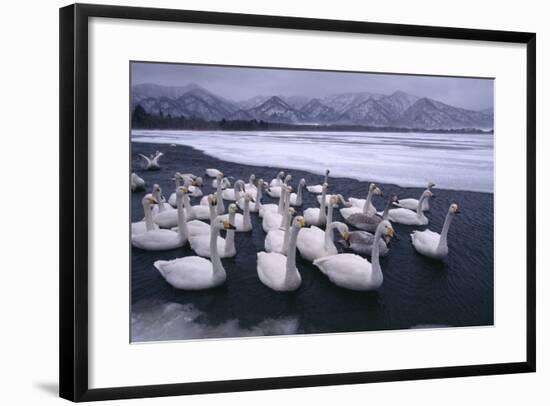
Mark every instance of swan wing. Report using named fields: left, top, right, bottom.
left=306, top=184, right=323, bottom=193
left=154, top=256, right=222, bottom=290
left=393, top=198, right=418, bottom=210
left=257, top=252, right=294, bottom=291
left=265, top=230, right=284, bottom=253
left=131, top=229, right=183, bottom=251
left=296, top=227, right=325, bottom=262
left=189, top=235, right=226, bottom=258
left=313, top=254, right=374, bottom=290
left=138, top=154, right=152, bottom=165
left=303, top=208, right=321, bottom=225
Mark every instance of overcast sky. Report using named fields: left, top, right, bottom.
left=131, top=62, right=493, bottom=111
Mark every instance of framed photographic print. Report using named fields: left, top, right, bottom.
left=59, top=3, right=536, bottom=402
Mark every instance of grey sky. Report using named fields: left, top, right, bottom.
left=131, top=62, right=493, bottom=111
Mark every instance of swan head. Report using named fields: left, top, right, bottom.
left=329, top=195, right=339, bottom=206
left=286, top=185, right=294, bottom=194
left=368, top=183, right=382, bottom=196
left=214, top=218, right=236, bottom=231
left=228, top=203, right=238, bottom=214
left=208, top=194, right=217, bottom=207
left=193, top=177, right=203, bottom=187
left=378, top=220, right=395, bottom=239
left=249, top=174, right=256, bottom=183
left=244, top=193, right=254, bottom=203
left=299, top=178, right=306, bottom=186
left=176, top=186, right=189, bottom=197
left=289, top=207, right=296, bottom=217
left=142, top=195, right=157, bottom=206
left=325, top=169, right=330, bottom=175
left=257, top=178, right=267, bottom=188
left=277, top=171, right=285, bottom=179
left=293, top=216, right=306, bottom=228
left=428, top=181, right=436, bottom=189
left=423, top=190, right=435, bottom=199
left=449, top=203, right=460, bottom=214
left=284, top=174, right=292, bottom=183
left=390, top=194, right=399, bottom=203
left=334, top=222, right=350, bottom=240
left=216, top=172, right=224, bottom=179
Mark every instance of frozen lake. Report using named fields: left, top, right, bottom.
left=131, top=130, right=494, bottom=193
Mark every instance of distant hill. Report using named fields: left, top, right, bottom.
left=131, top=83, right=493, bottom=131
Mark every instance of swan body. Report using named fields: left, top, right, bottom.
left=385, top=190, right=433, bottom=226
left=221, top=180, right=245, bottom=201
left=266, top=174, right=292, bottom=198
left=206, top=168, right=223, bottom=178
left=171, top=195, right=217, bottom=237
left=257, top=217, right=304, bottom=291
left=132, top=195, right=159, bottom=236
left=189, top=199, right=236, bottom=258
left=154, top=189, right=196, bottom=228
left=239, top=179, right=266, bottom=213
left=345, top=195, right=398, bottom=233
left=303, top=183, right=328, bottom=226
left=313, top=220, right=394, bottom=291
left=269, top=171, right=285, bottom=187
left=411, top=203, right=459, bottom=259
left=297, top=222, right=349, bottom=262
left=394, top=182, right=435, bottom=211
left=154, top=219, right=235, bottom=290
left=219, top=199, right=252, bottom=232
left=306, top=169, right=330, bottom=194
left=342, top=231, right=389, bottom=256
left=132, top=188, right=188, bottom=250
left=131, top=172, right=146, bottom=192
left=264, top=208, right=295, bottom=253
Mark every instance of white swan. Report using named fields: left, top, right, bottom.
left=200, top=173, right=226, bottom=215
left=411, top=203, right=460, bottom=259
left=266, top=174, right=292, bottom=198
left=168, top=173, right=202, bottom=207
left=393, top=182, right=435, bottom=211
left=343, top=183, right=382, bottom=218
left=313, top=220, right=394, bottom=291
left=304, top=183, right=328, bottom=226
left=131, top=195, right=159, bottom=235
left=345, top=194, right=398, bottom=233
left=297, top=221, right=349, bottom=262
left=259, top=182, right=287, bottom=218
left=211, top=176, right=231, bottom=189
left=189, top=202, right=236, bottom=258
left=257, top=216, right=305, bottom=291
left=269, top=171, right=285, bottom=187
left=131, top=172, right=146, bottom=192
left=175, top=195, right=218, bottom=238
left=154, top=187, right=197, bottom=228
left=385, top=190, right=433, bottom=225
left=306, top=169, right=330, bottom=194
left=262, top=186, right=292, bottom=232
left=154, top=218, right=235, bottom=290
left=244, top=174, right=257, bottom=194
left=132, top=187, right=188, bottom=251
left=219, top=196, right=253, bottom=232
left=264, top=208, right=295, bottom=254
left=138, top=151, right=163, bottom=170
left=239, top=178, right=266, bottom=213
left=149, top=185, right=175, bottom=217
left=205, top=168, right=223, bottom=178
left=222, top=179, right=245, bottom=201
left=289, top=179, right=306, bottom=207
left=317, top=193, right=346, bottom=208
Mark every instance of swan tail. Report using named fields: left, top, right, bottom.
left=153, top=260, right=169, bottom=277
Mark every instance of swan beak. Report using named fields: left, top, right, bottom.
left=386, top=227, right=395, bottom=238
left=454, top=206, right=461, bottom=214
left=223, top=220, right=236, bottom=230
left=298, top=218, right=306, bottom=227
left=343, top=231, right=350, bottom=241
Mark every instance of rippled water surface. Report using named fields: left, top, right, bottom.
left=131, top=137, right=493, bottom=342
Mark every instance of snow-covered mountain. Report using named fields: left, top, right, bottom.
left=132, top=83, right=493, bottom=130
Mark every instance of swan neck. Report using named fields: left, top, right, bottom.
left=437, top=211, right=454, bottom=251
left=326, top=200, right=334, bottom=226
left=371, top=226, right=383, bottom=273
left=285, top=224, right=300, bottom=286
left=282, top=216, right=292, bottom=252
left=243, top=200, right=251, bottom=229
left=255, top=184, right=262, bottom=210
left=382, top=199, right=392, bottom=220
left=277, top=188, right=286, bottom=214
left=319, top=187, right=327, bottom=221
left=417, top=194, right=428, bottom=218
left=363, top=189, right=374, bottom=214
left=176, top=196, right=187, bottom=243
left=225, top=212, right=236, bottom=254
left=324, top=222, right=337, bottom=252
left=210, top=226, right=224, bottom=273
left=143, top=201, right=154, bottom=231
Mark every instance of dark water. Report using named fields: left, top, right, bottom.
left=131, top=142, right=494, bottom=342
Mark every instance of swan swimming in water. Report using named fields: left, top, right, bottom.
left=138, top=151, right=163, bottom=171
left=303, top=183, right=328, bottom=226
left=154, top=218, right=235, bottom=290
left=189, top=199, right=236, bottom=258
left=289, top=179, right=306, bottom=207
left=132, top=187, right=188, bottom=251
left=219, top=195, right=253, bottom=232
left=267, top=174, right=292, bottom=198
left=172, top=195, right=217, bottom=238
left=393, top=182, right=435, bottom=211
left=200, top=172, right=226, bottom=215
left=244, top=174, right=257, bottom=194
left=269, top=171, right=285, bottom=188
left=131, top=172, right=146, bottom=192
left=264, top=208, right=295, bottom=254
left=411, top=203, right=460, bottom=259
left=239, top=178, right=266, bottom=213
left=262, top=185, right=292, bottom=232
left=131, top=195, right=159, bottom=235
left=307, top=169, right=330, bottom=194
left=257, top=216, right=305, bottom=292
left=222, top=179, right=246, bottom=201
left=345, top=195, right=398, bottom=233
left=344, top=183, right=382, bottom=217
left=385, top=190, right=434, bottom=225
left=313, top=220, right=394, bottom=291
left=259, top=182, right=287, bottom=218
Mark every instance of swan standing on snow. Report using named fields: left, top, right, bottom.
left=269, top=171, right=285, bottom=187
left=344, top=183, right=382, bottom=218
left=385, top=190, right=434, bottom=225
left=189, top=199, right=236, bottom=258
left=262, top=186, right=292, bottom=232
left=132, top=187, right=188, bottom=251
left=346, top=195, right=398, bottom=233
left=289, top=179, right=306, bottom=206
left=264, top=208, right=296, bottom=254
left=304, top=183, right=328, bottom=226
left=393, top=182, right=435, bottom=211
left=313, top=220, right=394, bottom=291
left=239, top=178, right=266, bottom=212
left=411, top=203, right=460, bottom=259
left=307, top=169, right=330, bottom=194
left=138, top=151, right=163, bottom=171
left=219, top=195, right=253, bottom=232
left=267, top=174, right=292, bottom=198
left=154, top=218, right=236, bottom=290
left=257, top=216, right=305, bottom=292
left=131, top=172, right=146, bottom=192
left=131, top=195, right=159, bottom=235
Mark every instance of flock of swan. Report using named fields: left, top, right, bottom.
left=131, top=166, right=460, bottom=293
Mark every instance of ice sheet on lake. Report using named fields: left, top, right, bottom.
left=132, top=130, right=494, bottom=193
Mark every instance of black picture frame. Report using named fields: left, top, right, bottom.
left=59, top=3, right=536, bottom=402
